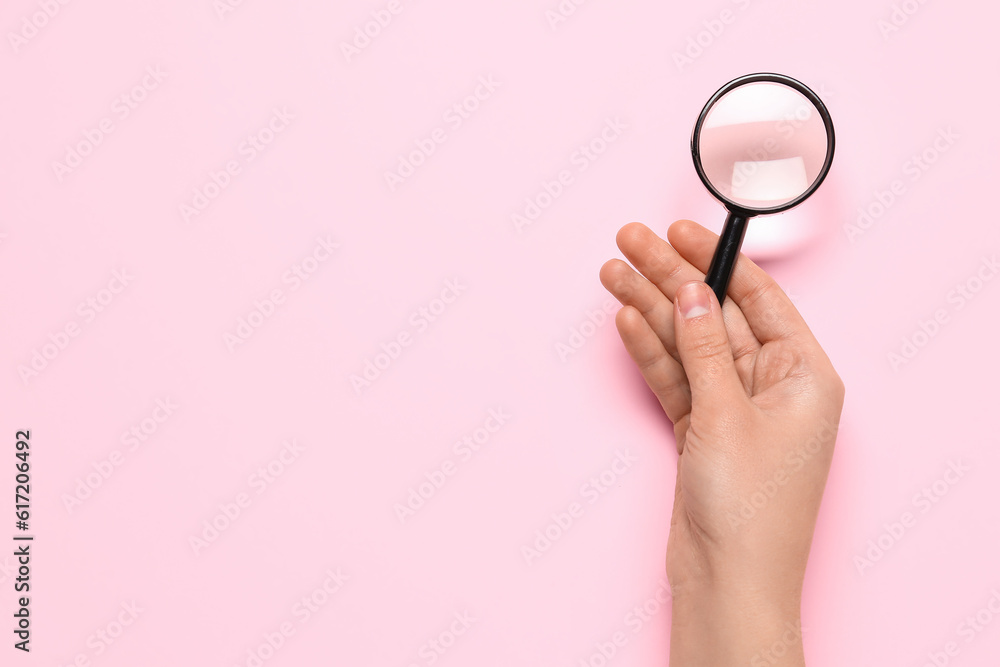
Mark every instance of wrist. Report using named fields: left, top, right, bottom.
left=669, top=577, right=804, bottom=667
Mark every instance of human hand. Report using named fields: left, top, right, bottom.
left=600, top=220, right=845, bottom=666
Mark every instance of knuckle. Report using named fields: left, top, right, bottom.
left=684, top=329, right=730, bottom=362
left=652, top=370, right=687, bottom=399
left=655, top=252, right=683, bottom=279
left=742, top=274, right=778, bottom=311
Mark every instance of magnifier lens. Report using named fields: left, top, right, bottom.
left=690, top=74, right=834, bottom=305
left=697, top=82, right=829, bottom=212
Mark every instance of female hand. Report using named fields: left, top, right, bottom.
left=600, top=220, right=845, bottom=666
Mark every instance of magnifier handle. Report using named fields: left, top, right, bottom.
left=705, top=211, right=750, bottom=305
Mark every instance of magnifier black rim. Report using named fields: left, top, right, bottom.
left=690, top=72, right=836, bottom=216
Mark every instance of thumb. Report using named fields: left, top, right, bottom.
left=674, top=281, right=745, bottom=408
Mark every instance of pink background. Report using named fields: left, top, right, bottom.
left=2, top=1, right=999, bottom=665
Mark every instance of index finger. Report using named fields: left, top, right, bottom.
left=666, top=219, right=812, bottom=344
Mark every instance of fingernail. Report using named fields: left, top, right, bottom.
left=677, top=282, right=711, bottom=319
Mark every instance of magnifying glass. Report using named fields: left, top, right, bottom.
left=691, top=73, right=835, bottom=304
